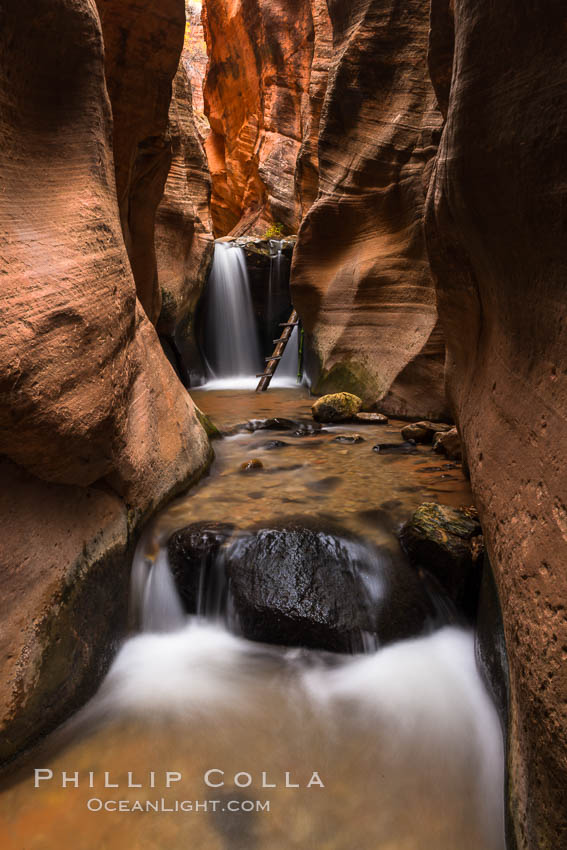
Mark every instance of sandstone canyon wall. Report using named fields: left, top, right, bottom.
left=0, top=0, right=211, bottom=762
left=202, top=0, right=332, bottom=237
left=155, top=39, right=214, bottom=383
left=95, top=0, right=186, bottom=325
left=426, top=1, right=567, bottom=847
left=291, top=0, right=447, bottom=416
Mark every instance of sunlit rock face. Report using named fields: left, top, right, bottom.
left=290, top=0, right=447, bottom=416
left=182, top=1, right=209, bottom=123
left=426, top=2, right=567, bottom=847
left=0, top=0, right=211, bottom=763
left=202, top=0, right=332, bottom=237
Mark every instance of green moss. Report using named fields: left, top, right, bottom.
left=262, top=222, right=285, bottom=240
left=195, top=406, right=222, bottom=440
left=313, top=359, right=386, bottom=405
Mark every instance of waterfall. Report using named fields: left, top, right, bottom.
left=267, top=238, right=285, bottom=334
left=278, top=324, right=299, bottom=380
left=131, top=543, right=186, bottom=634
left=203, top=242, right=261, bottom=379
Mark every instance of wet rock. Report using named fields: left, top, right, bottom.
left=432, top=427, right=462, bottom=460
left=168, top=522, right=235, bottom=613
left=293, top=421, right=323, bottom=434
left=399, top=503, right=484, bottom=615
left=372, top=441, right=418, bottom=455
left=333, top=434, right=365, bottom=444
left=401, top=421, right=452, bottom=444
left=290, top=429, right=327, bottom=438
left=354, top=412, right=389, bottom=425
left=225, top=523, right=435, bottom=652
left=306, top=476, right=342, bottom=493
left=240, top=459, right=264, bottom=473
left=262, top=440, right=289, bottom=450
left=245, top=418, right=297, bottom=432
left=312, top=392, right=362, bottom=423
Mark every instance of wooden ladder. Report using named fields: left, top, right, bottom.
left=256, top=309, right=299, bottom=392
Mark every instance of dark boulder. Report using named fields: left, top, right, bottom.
left=245, top=418, right=297, bottom=432
left=399, top=503, right=484, bottom=616
left=168, top=522, right=235, bottom=613
left=224, top=522, right=436, bottom=653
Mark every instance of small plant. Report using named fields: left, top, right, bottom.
left=263, top=222, right=285, bottom=240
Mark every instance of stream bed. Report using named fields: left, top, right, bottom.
left=0, top=387, right=505, bottom=850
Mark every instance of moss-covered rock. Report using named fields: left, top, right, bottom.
left=312, top=392, right=363, bottom=423
left=399, top=502, right=484, bottom=616
left=195, top=406, right=221, bottom=440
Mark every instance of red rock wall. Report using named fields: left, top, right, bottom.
left=202, top=0, right=331, bottom=237
left=291, top=0, right=447, bottom=416
left=155, top=60, right=214, bottom=376
left=426, top=1, right=567, bottom=846
left=0, top=0, right=211, bottom=762
left=95, top=0, right=186, bottom=324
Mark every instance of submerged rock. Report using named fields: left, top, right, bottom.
left=333, top=433, right=365, bottom=444
left=312, top=392, right=362, bottom=423
left=240, top=459, right=264, bottom=473
left=432, top=427, right=462, bottom=460
left=168, top=522, right=235, bottom=613
left=401, top=421, right=452, bottom=444
left=354, top=412, right=389, bottom=425
left=372, top=441, right=418, bottom=455
left=225, top=522, right=435, bottom=652
left=262, top=440, right=289, bottom=450
left=399, top=503, right=484, bottom=615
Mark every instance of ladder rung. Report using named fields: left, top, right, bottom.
left=273, top=338, right=286, bottom=345
left=279, top=322, right=299, bottom=327
left=265, top=355, right=282, bottom=361
left=256, top=373, right=271, bottom=378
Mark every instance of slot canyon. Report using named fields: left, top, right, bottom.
left=0, top=1, right=565, bottom=848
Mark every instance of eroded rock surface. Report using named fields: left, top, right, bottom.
left=155, top=60, right=214, bottom=381
left=0, top=0, right=211, bottom=762
left=426, top=1, right=567, bottom=845
left=291, top=0, right=447, bottom=417
left=202, top=0, right=332, bottom=236
left=95, top=0, right=186, bottom=323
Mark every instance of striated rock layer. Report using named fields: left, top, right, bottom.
left=95, top=0, right=186, bottom=324
left=155, top=61, right=214, bottom=383
left=426, top=1, right=567, bottom=847
left=202, top=0, right=332, bottom=237
left=0, top=0, right=211, bottom=762
left=291, top=0, right=447, bottom=417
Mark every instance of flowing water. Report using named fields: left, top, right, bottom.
left=0, top=388, right=506, bottom=850
left=202, top=243, right=262, bottom=380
